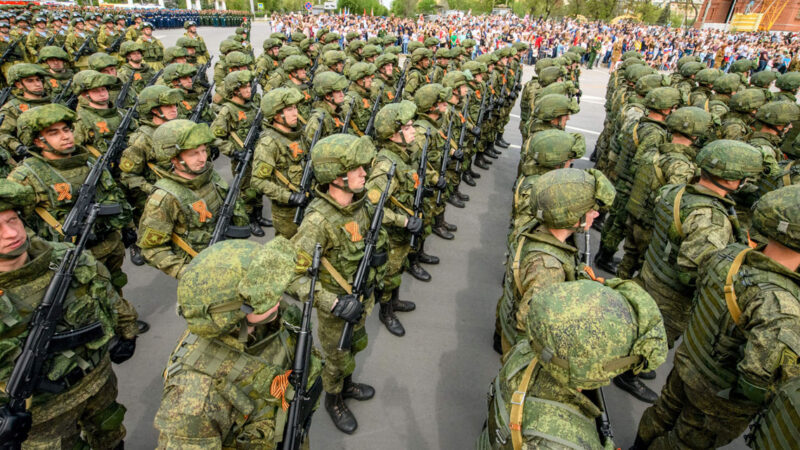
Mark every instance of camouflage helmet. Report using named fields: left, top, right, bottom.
left=676, top=54, right=702, bottom=68
left=182, top=20, right=196, bottom=29
left=435, top=47, right=450, bottom=60
left=679, top=61, right=705, bottom=78
left=162, top=63, right=197, bottom=82
left=475, top=53, right=497, bottom=66
left=270, top=32, right=287, bottom=41
left=137, top=85, right=182, bottom=118
left=536, top=80, right=578, bottom=99
left=283, top=54, right=311, bottom=73
left=348, top=62, right=376, bottom=82
left=696, top=140, right=764, bottom=180
left=152, top=119, right=214, bottom=164
left=704, top=99, right=730, bottom=119
left=713, top=73, right=741, bottom=94
left=222, top=70, right=252, bottom=98
left=313, top=71, right=348, bottom=97
left=729, top=88, right=771, bottom=113
left=750, top=70, right=777, bottom=89
left=383, top=34, right=397, bottom=46
left=644, top=87, right=681, bottom=111
left=533, top=94, right=580, bottom=121
left=441, top=70, right=471, bottom=90
left=367, top=37, right=382, bottom=47
left=312, top=134, right=376, bottom=184
left=262, top=37, right=281, bottom=51
left=622, top=50, right=642, bottom=60
left=225, top=51, right=251, bottom=68
left=7, top=63, right=47, bottom=84
left=345, top=31, right=360, bottom=41
left=752, top=185, right=800, bottom=252
left=635, top=74, right=669, bottom=97
left=665, top=106, right=713, bottom=138
left=163, top=46, right=189, bottom=64
left=0, top=178, right=34, bottom=215
left=362, top=44, right=381, bottom=59
left=526, top=279, right=668, bottom=390
left=119, top=40, right=144, bottom=57
left=776, top=72, right=800, bottom=92
left=462, top=38, right=476, bottom=48
left=37, top=45, right=69, bottom=63
left=384, top=46, right=402, bottom=56
left=320, top=43, right=341, bottom=54
left=619, top=57, right=645, bottom=71
left=322, top=50, right=346, bottom=66
left=408, top=41, right=425, bottom=53
left=567, top=45, right=585, bottom=55
left=534, top=57, right=558, bottom=73
left=177, top=238, right=298, bottom=338
left=562, top=51, right=581, bottom=65
left=411, top=48, right=433, bottom=64
left=176, top=36, right=200, bottom=49
left=277, top=45, right=301, bottom=61
left=375, top=100, right=416, bottom=140
left=530, top=168, right=614, bottom=229
left=755, top=101, right=800, bottom=127
left=523, top=130, right=586, bottom=170
left=72, top=70, right=117, bottom=95
left=291, top=31, right=306, bottom=43
left=423, top=36, right=439, bottom=47
left=414, top=83, right=451, bottom=112
left=261, top=87, right=305, bottom=122
left=462, top=60, right=487, bottom=75
left=374, top=53, right=397, bottom=70
left=219, top=39, right=244, bottom=55
left=730, top=58, right=757, bottom=73
left=17, top=103, right=75, bottom=147
left=299, top=38, right=316, bottom=53
left=695, top=68, right=722, bottom=86
left=87, top=52, right=118, bottom=71
left=321, top=32, right=340, bottom=44
left=625, top=64, right=656, bottom=84
left=538, top=66, right=564, bottom=87
left=347, top=39, right=365, bottom=53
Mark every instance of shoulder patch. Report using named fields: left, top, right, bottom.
left=367, top=188, right=381, bottom=204
left=140, top=227, right=168, bottom=247
left=255, top=161, right=273, bottom=178
left=119, top=157, right=135, bottom=173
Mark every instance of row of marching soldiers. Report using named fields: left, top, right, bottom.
left=479, top=46, right=800, bottom=449
left=0, top=24, right=527, bottom=449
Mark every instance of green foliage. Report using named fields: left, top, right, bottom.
left=391, top=0, right=416, bottom=16
left=514, top=0, right=566, bottom=19
left=416, top=0, right=436, bottom=13
left=657, top=3, right=671, bottom=25
left=338, top=0, right=388, bottom=15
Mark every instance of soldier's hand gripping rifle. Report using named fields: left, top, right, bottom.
left=511, top=65, right=522, bottom=99
left=281, top=244, right=323, bottom=450
left=71, top=38, right=91, bottom=63
left=409, top=128, right=431, bottom=250
left=107, top=33, right=124, bottom=54
left=209, top=108, right=263, bottom=245
left=0, top=86, right=11, bottom=107
left=497, top=66, right=510, bottom=107
left=436, top=113, right=455, bottom=206
left=52, top=80, right=72, bottom=106
left=337, top=163, right=395, bottom=351
left=61, top=99, right=140, bottom=238
left=0, top=204, right=106, bottom=450
left=190, top=81, right=214, bottom=123
left=363, top=85, right=383, bottom=137
left=293, top=114, right=324, bottom=225
left=44, top=34, right=56, bottom=47
left=307, top=53, right=321, bottom=84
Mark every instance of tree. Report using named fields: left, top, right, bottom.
left=657, top=2, right=671, bottom=25
left=417, top=0, right=436, bottom=14
left=391, top=0, right=415, bottom=16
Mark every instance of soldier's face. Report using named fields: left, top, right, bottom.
left=436, top=101, right=447, bottom=113
left=128, top=51, right=142, bottom=62
left=280, top=104, right=298, bottom=127
left=100, top=66, right=117, bottom=76
left=360, top=75, right=373, bottom=90
left=143, top=27, right=152, bottom=36
left=86, top=86, right=109, bottom=105
left=399, top=120, right=415, bottom=143
left=19, top=76, right=44, bottom=95
left=35, top=22, right=45, bottom=30
left=381, top=63, right=393, bottom=76
left=175, top=146, right=208, bottom=172
left=0, top=210, right=27, bottom=257
left=331, top=90, right=345, bottom=105
left=160, top=104, right=178, bottom=120
left=293, top=68, right=307, bottom=80
left=46, top=58, right=64, bottom=72
left=475, top=73, right=484, bottom=82
left=36, top=121, right=74, bottom=153
left=270, top=47, right=279, bottom=56
left=237, top=85, right=252, bottom=100
left=74, top=22, right=83, bottom=31
left=178, top=76, right=193, bottom=90
left=458, top=85, right=469, bottom=97
left=173, top=57, right=187, bottom=64
left=188, top=25, right=196, bottom=34
left=333, top=62, right=343, bottom=73
left=345, top=166, right=367, bottom=191
left=186, top=47, right=195, bottom=55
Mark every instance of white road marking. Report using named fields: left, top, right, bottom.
left=566, top=126, right=600, bottom=135
left=509, top=144, right=521, bottom=149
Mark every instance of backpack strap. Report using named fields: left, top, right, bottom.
left=510, top=356, right=539, bottom=450
left=724, top=247, right=753, bottom=326
left=672, top=185, right=687, bottom=239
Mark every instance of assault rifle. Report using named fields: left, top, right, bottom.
left=497, top=66, right=510, bottom=107
left=293, top=114, right=324, bottom=225
left=192, top=55, right=213, bottom=88
left=436, top=113, right=455, bottom=206
left=0, top=204, right=105, bottom=450
left=472, top=89, right=489, bottom=146
left=208, top=108, right=263, bottom=245
left=340, top=96, right=355, bottom=133
left=249, top=68, right=265, bottom=94
left=60, top=99, right=139, bottom=238
left=107, top=33, right=124, bottom=54
left=409, top=128, right=431, bottom=249
left=363, top=85, right=383, bottom=137
left=52, top=80, right=72, bottom=106
left=281, top=244, right=324, bottom=450
left=307, top=53, right=321, bottom=83
left=190, top=81, right=214, bottom=123
left=0, top=87, right=11, bottom=107
left=44, top=34, right=56, bottom=47
left=392, top=60, right=409, bottom=103
left=454, top=93, right=471, bottom=181
left=71, top=38, right=92, bottom=63
left=115, top=73, right=134, bottom=109
left=0, top=36, right=24, bottom=65
left=338, top=163, right=395, bottom=351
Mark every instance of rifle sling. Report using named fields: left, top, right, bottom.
left=86, top=145, right=102, bottom=158
left=724, top=247, right=752, bottom=326
left=231, top=132, right=246, bottom=149
left=274, top=171, right=299, bottom=192
left=171, top=233, right=198, bottom=258
left=389, top=196, right=413, bottom=216
left=35, top=207, right=65, bottom=236
left=437, top=130, right=458, bottom=150
left=349, top=120, right=365, bottom=137
left=510, top=356, right=539, bottom=450
left=297, top=113, right=307, bottom=125
left=320, top=257, right=352, bottom=294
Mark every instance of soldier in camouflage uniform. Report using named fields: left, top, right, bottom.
left=162, top=46, right=189, bottom=66
left=0, top=64, right=51, bottom=171
left=214, top=51, right=251, bottom=102
left=403, top=48, right=432, bottom=101
left=279, top=54, right=312, bottom=122
left=462, top=60, right=489, bottom=182
left=38, top=46, right=71, bottom=100
left=174, top=37, right=201, bottom=66
left=135, top=22, right=163, bottom=71
left=0, top=179, right=134, bottom=449
left=634, top=185, right=800, bottom=450
left=315, top=50, right=345, bottom=77
left=117, top=40, right=156, bottom=95
left=160, top=63, right=211, bottom=122
left=364, top=101, right=424, bottom=337
left=441, top=70, right=471, bottom=208
left=251, top=88, right=308, bottom=239
left=71, top=70, right=127, bottom=154
left=24, top=15, right=49, bottom=60
left=96, top=14, right=123, bottom=55
left=754, top=131, right=800, bottom=200
left=256, top=37, right=282, bottom=79
left=525, top=94, right=579, bottom=141
left=182, top=20, right=209, bottom=64
left=87, top=52, right=135, bottom=110
left=689, top=68, right=721, bottom=107
left=304, top=71, right=348, bottom=145
left=675, top=61, right=704, bottom=105
left=0, top=20, right=26, bottom=85
left=288, top=134, right=386, bottom=434
left=63, top=17, right=96, bottom=70
left=719, top=88, right=770, bottom=141
left=708, top=73, right=741, bottom=106
left=154, top=238, right=322, bottom=449
left=137, top=119, right=248, bottom=279
left=372, top=53, right=398, bottom=104
left=479, top=279, right=668, bottom=450
left=341, top=62, right=377, bottom=137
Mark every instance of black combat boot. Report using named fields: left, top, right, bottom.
left=407, top=253, right=432, bottom=281
left=129, top=244, right=144, bottom=266
left=468, top=167, right=481, bottom=179
left=442, top=216, right=457, bottom=232
left=594, top=247, right=620, bottom=274
left=447, top=194, right=465, bottom=208
left=257, top=205, right=272, bottom=227
left=462, top=171, right=476, bottom=186
left=249, top=211, right=265, bottom=237
left=379, top=301, right=406, bottom=336
left=455, top=187, right=469, bottom=202
left=494, top=137, right=509, bottom=149
left=639, top=370, right=656, bottom=380
left=432, top=214, right=454, bottom=240
left=613, top=370, right=658, bottom=404
left=342, top=375, right=375, bottom=400
left=137, top=320, right=150, bottom=334
left=390, top=287, right=416, bottom=312
left=499, top=136, right=511, bottom=147
left=474, top=154, right=491, bottom=169
left=325, top=392, right=358, bottom=434
left=418, top=240, right=439, bottom=264
left=484, top=147, right=500, bottom=159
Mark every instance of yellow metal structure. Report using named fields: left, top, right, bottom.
left=610, top=14, right=640, bottom=24
left=758, top=0, right=790, bottom=30
left=730, top=12, right=763, bottom=31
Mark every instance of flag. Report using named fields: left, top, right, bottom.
left=363, top=8, right=366, bottom=16
left=371, top=7, right=373, bottom=16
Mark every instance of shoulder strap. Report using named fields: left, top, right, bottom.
left=321, top=257, right=352, bottom=294
left=35, top=207, right=64, bottom=236
left=653, top=153, right=666, bottom=186
left=673, top=185, right=687, bottom=239
left=783, top=160, right=797, bottom=187
left=389, top=196, right=413, bottom=216
left=171, top=233, right=198, bottom=258
left=510, top=356, right=539, bottom=450
left=349, top=119, right=365, bottom=136
left=512, top=236, right=527, bottom=295
left=513, top=178, right=524, bottom=210
left=632, top=122, right=640, bottom=147
left=724, top=247, right=753, bottom=326
left=274, top=170, right=299, bottom=192
left=85, top=145, right=102, bottom=158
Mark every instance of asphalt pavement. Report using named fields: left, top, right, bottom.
left=115, top=25, right=747, bottom=449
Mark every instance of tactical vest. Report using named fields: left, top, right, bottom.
left=747, top=375, right=800, bottom=450
left=645, top=184, right=733, bottom=295
left=484, top=342, right=604, bottom=450
left=757, top=160, right=799, bottom=195
left=616, top=119, right=667, bottom=194
left=374, top=148, right=416, bottom=213
left=224, top=101, right=259, bottom=144
left=683, top=244, right=800, bottom=395
left=78, top=106, right=123, bottom=152
left=153, top=172, right=227, bottom=256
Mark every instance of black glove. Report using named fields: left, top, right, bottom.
left=288, top=192, right=307, bottom=207
left=470, top=126, right=481, bottom=136
left=121, top=228, right=137, bottom=248
left=109, top=337, right=137, bottom=364
left=405, top=216, right=423, bottom=233
left=331, top=294, right=364, bottom=324
left=435, top=176, right=447, bottom=190
left=423, top=186, right=435, bottom=198
left=232, top=150, right=247, bottom=162
left=452, top=148, right=464, bottom=161
left=14, top=145, right=27, bottom=158
left=208, top=146, right=221, bottom=161
left=0, top=405, right=32, bottom=445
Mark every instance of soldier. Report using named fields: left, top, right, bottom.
left=251, top=88, right=308, bottom=239
left=96, top=14, right=121, bottom=54
left=403, top=48, right=432, bottom=101
left=525, top=93, right=579, bottom=140
left=0, top=64, right=51, bottom=159
left=117, top=41, right=156, bottom=95
left=0, top=20, right=26, bottom=84
left=214, top=51, right=251, bottom=102
left=174, top=37, right=200, bottom=66
left=365, top=101, right=424, bottom=336
left=137, top=119, right=248, bottom=279
left=304, top=71, right=348, bottom=145
left=255, top=37, right=281, bottom=78
left=709, top=73, right=741, bottom=105
left=341, top=62, right=377, bottom=136
left=23, top=14, right=49, bottom=60
left=372, top=53, right=397, bottom=103
left=361, top=44, right=380, bottom=65
left=154, top=238, right=323, bottom=448
left=0, top=179, right=134, bottom=448
left=182, top=19, right=209, bottom=64
left=63, top=17, right=96, bottom=70
left=38, top=46, right=72, bottom=100
left=462, top=60, right=489, bottom=183
left=689, top=68, right=721, bottom=106
left=749, top=100, right=800, bottom=162
left=479, top=279, right=668, bottom=449
left=264, top=45, right=300, bottom=91
left=317, top=50, right=346, bottom=76
left=279, top=54, right=312, bottom=121
left=676, top=61, right=704, bottom=105
left=719, top=88, right=771, bottom=141
left=125, top=13, right=142, bottom=41
left=441, top=70, right=471, bottom=208
left=162, top=46, right=189, bottom=66
left=634, top=185, right=800, bottom=450
left=288, top=133, right=385, bottom=434
left=136, top=22, right=163, bottom=71
left=71, top=70, right=126, bottom=154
